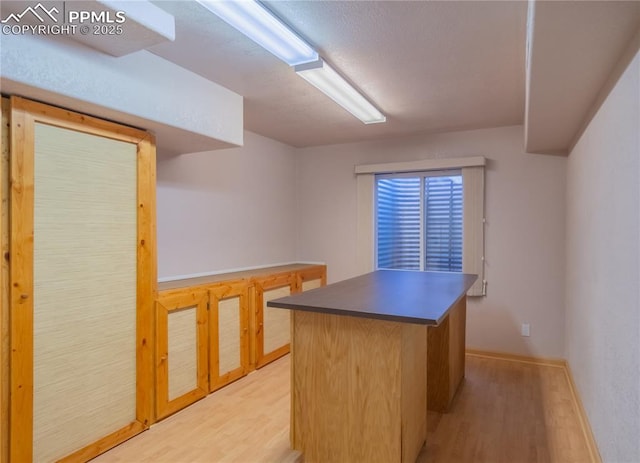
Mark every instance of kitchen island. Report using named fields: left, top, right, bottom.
left=268, top=270, right=476, bottom=463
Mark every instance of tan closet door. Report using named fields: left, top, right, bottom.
left=9, top=97, right=156, bottom=462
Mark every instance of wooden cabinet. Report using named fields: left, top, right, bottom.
left=253, top=266, right=327, bottom=369
left=427, top=295, right=467, bottom=412
left=6, top=97, right=156, bottom=462
left=154, top=264, right=326, bottom=421
left=155, top=289, right=208, bottom=420
left=253, top=272, right=297, bottom=369
left=209, top=280, right=249, bottom=392
left=297, top=265, right=327, bottom=292
left=155, top=280, right=252, bottom=419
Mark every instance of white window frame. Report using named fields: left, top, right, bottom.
left=356, top=156, right=486, bottom=296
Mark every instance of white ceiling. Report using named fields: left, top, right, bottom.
left=6, top=1, right=633, bottom=153
left=525, top=0, right=640, bottom=154
left=145, top=0, right=639, bottom=153
left=148, top=1, right=528, bottom=148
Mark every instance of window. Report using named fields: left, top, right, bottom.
left=376, top=172, right=463, bottom=272
left=355, top=156, right=485, bottom=296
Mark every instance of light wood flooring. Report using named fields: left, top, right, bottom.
left=93, top=354, right=593, bottom=463
left=419, top=354, right=593, bottom=463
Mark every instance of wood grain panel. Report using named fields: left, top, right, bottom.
left=447, top=297, right=466, bottom=397
left=209, top=281, right=249, bottom=391
left=248, top=284, right=258, bottom=370
left=9, top=97, right=34, bottom=463
left=291, top=311, right=404, bottom=463
left=11, top=97, right=146, bottom=144
left=427, top=296, right=466, bottom=412
left=9, top=96, right=156, bottom=461
left=427, top=314, right=449, bottom=412
left=401, top=323, right=428, bottom=463
left=156, top=290, right=208, bottom=420
left=296, top=265, right=326, bottom=293
left=136, top=132, right=157, bottom=426
left=0, top=97, right=9, bottom=463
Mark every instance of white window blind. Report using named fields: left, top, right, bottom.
left=376, top=177, right=421, bottom=270
left=376, top=172, right=463, bottom=273
left=424, top=175, right=463, bottom=272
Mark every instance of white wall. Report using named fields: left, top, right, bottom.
left=157, top=131, right=298, bottom=279
left=565, top=51, right=640, bottom=462
left=295, top=125, right=567, bottom=358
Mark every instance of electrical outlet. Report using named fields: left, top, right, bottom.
left=521, top=323, right=530, bottom=337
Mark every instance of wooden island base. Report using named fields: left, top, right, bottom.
left=269, top=270, right=477, bottom=463
left=291, top=311, right=427, bottom=463
left=427, top=296, right=467, bottom=412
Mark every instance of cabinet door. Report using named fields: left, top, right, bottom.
left=254, top=273, right=296, bottom=369
left=9, top=97, right=155, bottom=462
left=209, top=281, right=249, bottom=392
left=156, top=290, right=208, bottom=420
left=296, top=265, right=327, bottom=293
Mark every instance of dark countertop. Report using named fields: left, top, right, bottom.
left=267, top=270, right=477, bottom=325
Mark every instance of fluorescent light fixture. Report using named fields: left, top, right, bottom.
left=196, top=0, right=318, bottom=66
left=295, top=59, right=386, bottom=124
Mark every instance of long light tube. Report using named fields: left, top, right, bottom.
left=196, top=0, right=318, bottom=66
left=295, top=59, right=386, bottom=124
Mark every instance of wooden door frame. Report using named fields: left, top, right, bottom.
left=1, top=98, right=10, bottom=463
left=9, top=96, right=157, bottom=462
